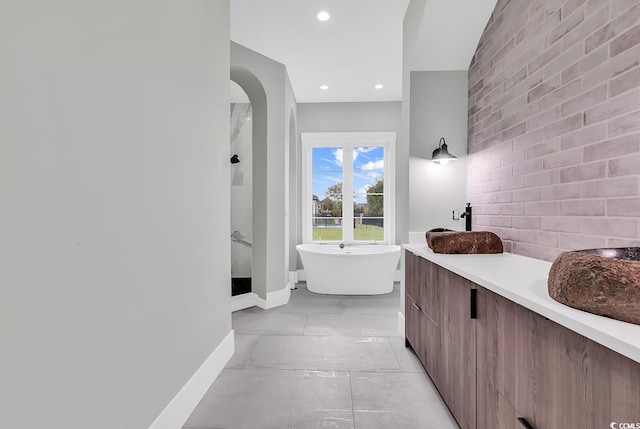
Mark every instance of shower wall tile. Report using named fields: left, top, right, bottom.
left=468, top=0, right=640, bottom=261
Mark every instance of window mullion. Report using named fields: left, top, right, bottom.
left=343, top=145, right=354, bottom=244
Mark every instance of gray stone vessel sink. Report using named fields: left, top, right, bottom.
left=548, top=247, right=640, bottom=325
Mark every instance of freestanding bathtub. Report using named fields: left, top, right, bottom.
left=297, top=244, right=401, bottom=295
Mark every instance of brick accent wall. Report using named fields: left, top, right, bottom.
left=467, top=0, right=640, bottom=261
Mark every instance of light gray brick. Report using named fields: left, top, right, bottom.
left=543, top=43, right=583, bottom=80
left=546, top=80, right=584, bottom=111
left=560, top=123, right=607, bottom=149
left=560, top=85, right=608, bottom=117
left=608, top=237, right=640, bottom=247
left=527, top=170, right=561, bottom=187
left=583, top=176, right=639, bottom=196
left=558, top=233, right=607, bottom=249
left=526, top=230, right=559, bottom=246
left=546, top=7, right=585, bottom=47
left=502, top=176, right=527, bottom=190
left=513, top=188, right=543, bottom=202
left=514, top=158, right=543, bottom=177
left=525, top=201, right=559, bottom=215
left=491, top=191, right=514, bottom=203
left=491, top=216, right=513, bottom=227
left=584, top=134, right=640, bottom=161
left=500, top=203, right=526, bottom=215
left=559, top=161, right=607, bottom=182
left=527, top=107, right=560, bottom=131
left=607, top=197, right=640, bottom=215
left=611, top=0, right=640, bottom=17
left=527, top=140, right=561, bottom=159
left=560, top=199, right=606, bottom=215
left=561, top=5, right=611, bottom=50
left=542, top=147, right=583, bottom=169
left=513, top=242, right=544, bottom=258
left=582, top=44, right=640, bottom=89
left=543, top=113, right=582, bottom=138
left=585, top=3, right=640, bottom=53
left=528, top=74, right=562, bottom=103
left=609, top=66, right=640, bottom=97
left=608, top=110, right=640, bottom=137
left=609, top=151, right=640, bottom=176
left=562, top=45, right=608, bottom=85
left=542, top=183, right=582, bottom=200
left=584, top=90, right=640, bottom=125
left=542, top=247, right=564, bottom=262
left=541, top=216, right=582, bottom=232
left=502, top=149, right=527, bottom=166
left=585, top=0, right=609, bottom=16
left=611, top=24, right=640, bottom=57
left=514, top=130, right=545, bottom=150
left=491, top=166, right=514, bottom=181
left=512, top=216, right=542, bottom=229
left=581, top=217, right=638, bottom=237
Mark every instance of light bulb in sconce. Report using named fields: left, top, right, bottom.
left=431, top=137, right=457, bottom=165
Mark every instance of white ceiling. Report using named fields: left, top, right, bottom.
left=230, top=0, right=497, bottom=104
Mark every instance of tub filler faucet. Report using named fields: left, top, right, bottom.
left=460, top=203, right=472, bottom=231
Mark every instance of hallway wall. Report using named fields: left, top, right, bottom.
left=0, top=2, right=232, bottom=428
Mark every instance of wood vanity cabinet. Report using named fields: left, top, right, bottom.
left=405, top=250, right=640, bottom=429
left=405, top=251, right=476, bottom=429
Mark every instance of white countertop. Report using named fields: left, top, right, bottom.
left=403, top=243, right=640, bottom=364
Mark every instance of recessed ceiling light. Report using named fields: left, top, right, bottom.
left=320, top=84, right=329, bottom=90
left=316, top=10, right=331, bottom=22
left=374, top=83, right=384, bottom=89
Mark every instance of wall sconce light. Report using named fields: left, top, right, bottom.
left=431, top=137, right=457, bottom=165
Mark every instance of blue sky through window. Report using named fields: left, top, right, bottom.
left=312, top=146, right=384, bottom=204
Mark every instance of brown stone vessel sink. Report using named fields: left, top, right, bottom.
left=425, top=230, right=503, bottom=254
left=548, top=248, right=640, bottom=325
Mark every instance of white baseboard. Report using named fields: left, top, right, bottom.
left=231, top=292, right=262, bottom=312
left=231, top=285, right=291, bottom=312
left=263, top=284, right=291, bottom=309
left=148, top=330, right=234, bottom=429
left=397, top=311, right=405, bottom=338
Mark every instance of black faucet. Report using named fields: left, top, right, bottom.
left=460, top=203, right=472, bottom=231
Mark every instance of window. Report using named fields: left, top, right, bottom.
left=301, top=132, right=395, bottom=244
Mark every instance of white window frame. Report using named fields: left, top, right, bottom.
left=301, top=132, right=396, bottom=245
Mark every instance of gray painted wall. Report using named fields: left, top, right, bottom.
left=409, top=71, right=469, bottom=232
left=0, top=2, right=232, bottom=428
left=231, top=43, right=297, bottom=296
left=298, top=102, right=402, bottom=133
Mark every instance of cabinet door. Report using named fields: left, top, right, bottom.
left=437, top=264, right=477, bottom=429
left=479, top=285, right=640, bottom=429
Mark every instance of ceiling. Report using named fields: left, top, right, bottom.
left=230, top=0, right=497, bottom=104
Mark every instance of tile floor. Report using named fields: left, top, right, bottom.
left=183, top=283, right=458, bottom=429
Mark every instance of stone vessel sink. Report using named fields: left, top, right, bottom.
left=548, top=248, right=640, bottom=325
left=425, top=230, right=503, bottom=254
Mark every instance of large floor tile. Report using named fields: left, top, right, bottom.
left=274, top=288, right=343, bottom=314
left=350, top=372, right=457, bottom=429
left=388, top=336, right=426, bottom=373
left=232, top=308, right=307, bottom=335
left=246, top=335, right=401, bottom=371
left=304, top=314, right=399, bottom=337
left=225, top=334, right=260, bottom=369
left=183, top=368, right=354, bottom=429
